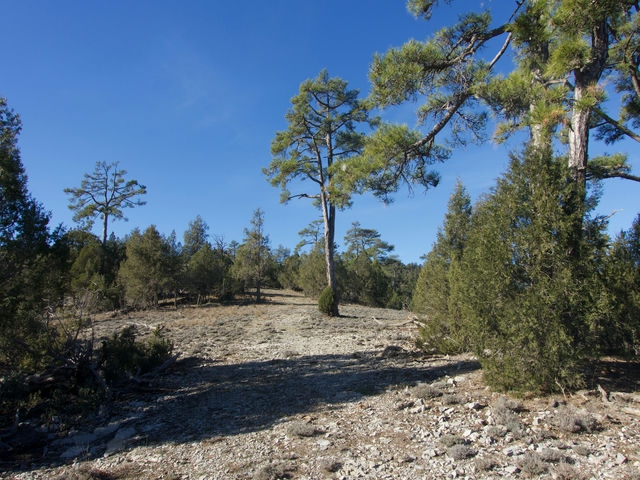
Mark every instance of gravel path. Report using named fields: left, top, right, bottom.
left=3, top=290, right=640, bottom=479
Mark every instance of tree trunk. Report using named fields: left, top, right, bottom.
left=321, top=123, right=339, bottom=316
left=102, top=214, right=109, bottom=247
left=568, top=18, right=609, bottom=190
left=569, top=85, right=590, bottom=189
left=566, top=18, right=609, bottom=258
left=321, top=199, right=338, bottom=316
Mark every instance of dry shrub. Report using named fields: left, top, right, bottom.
left=485, top=425, right=507, bottom=439
left=254, top=462, right=291, bottom=480
left=553, top=462, right=592, bottom=480
left=573, top=444, right=593, bottom=457
left=518, top=452, right=548, bottom=477
left=475, top=455, right=499, bottom=472
left=413, top=383, right=443, bottom=400
left=495, top=395, right=524, bottom=412
left=492, top=396, right=526, bottom=434
left=287, top=421, right=318, bottom=438
left=447, top=444, right=477, bottom=460
left=320, top=458, right=342, bottom=473
left=442, top=393, right=463, bottom=405
left=439, top=434, right=466, bottom=448
left=538, top=447, right=565, bottom=463
left=554, top=408, right=598, bottom=433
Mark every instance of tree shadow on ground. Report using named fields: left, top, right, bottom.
left=1, top=349, right=479, bottom=471
left=144, top=351, right=479, bottom=441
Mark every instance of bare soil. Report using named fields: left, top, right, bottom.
left=2, top=289, right=639, bottom=479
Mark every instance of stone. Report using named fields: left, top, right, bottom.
left=6, top=292, right=640, bottom=480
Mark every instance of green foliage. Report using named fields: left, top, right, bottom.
left=459, top=146, right=601, bottom=393
left=182, top=215, right=209, bottom=259
left=598, top=214, right=640, bottom=356
left=346, top=123, right=445, bottom=202
left=381, top=259, right=420, bottom=310
left=1, top=97, right=59, bottom=375
left=277, top=252, right=302, bottom=291
left=118, top=226, right=179, bottom=308
left=413, top=181, right=472, bottom=354
left=343, top=222, right=394, bottom=261
left=318, top=286, right=336, bottom=316
left=185, top=243, right=225, bottom=303
left=340, top=222, right=396, bottom=308
left=100, top=325, right=173, bottom=385
left=341, top=256, right=390, bottom=307
left=65, top=160, right=147, bottom=246
left=296, top=247, right=330, bottom=297
left=231, top=209, right=273, bottom=303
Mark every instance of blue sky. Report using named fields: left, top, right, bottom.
left=4, top=1, right=639, bottom=264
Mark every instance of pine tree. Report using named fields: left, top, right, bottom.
left=1, top=98, right=55, bottom=373
left=118, top=226, right=177, bottom=308
left=265, top=70, right=379, bottom=315
left=412, top=180, right=472, bottom=354
left=65, top=161, right=147, bottom=247
left=231, top=209, right=273, bottom=303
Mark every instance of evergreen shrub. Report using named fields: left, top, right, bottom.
left=101, top=325, right=173, bottom=385
left=458, top=146, right=601, bottom=393
left=318, top=286, right=336, bottom=316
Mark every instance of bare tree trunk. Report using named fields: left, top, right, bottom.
left=568, top=93, right=590, bottom=187
left=566, top=18, right=609, bottom=258
left=321, top=195, right=338, bottom=316
left=568, top=18, right=609, bottom=190
left=102, top=214, right=108, bottom=247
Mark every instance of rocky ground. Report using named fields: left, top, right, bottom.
left=2, top=289, right=640, bottom=479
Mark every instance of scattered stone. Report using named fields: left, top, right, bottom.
left=466, top=401, right=484, bottom=411
left=3, top=291, right=638, bottom=479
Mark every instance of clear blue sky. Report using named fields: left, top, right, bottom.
left=4, top=1, right=639, bottom=264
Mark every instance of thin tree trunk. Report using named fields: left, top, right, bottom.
left=321, top=196, right=338, bottom=316
left=320, top=120, right=339, bottom=316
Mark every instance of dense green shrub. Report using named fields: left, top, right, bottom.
left=318, top=286, right=336, bottom=316
left=458, top=146, right=602, bottom=393
left=413, top=181, right=472, bottom=354
left=598, top=214, right=640, bottom=357
left=101, top=325, right=173, bottom=385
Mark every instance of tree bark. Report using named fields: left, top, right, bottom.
left=322, top=127, right=339, bottom=316
left=102, top=214, right=108, bottom=248
left=568, top=18, right=609, bottom=189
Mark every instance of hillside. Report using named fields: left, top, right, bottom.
left=3, top=290, right=640, bottom=479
